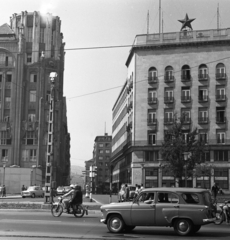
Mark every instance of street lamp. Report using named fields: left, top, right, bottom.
left=183, top=152, right=189, bottom=187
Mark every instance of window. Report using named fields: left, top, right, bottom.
left=182, top=130, right=190, bottom=143
left=198, top=109, right=208, bottom=123
left=181, top=193, right=199, bottom=204
left=214, top=169, right=228, bottom=189
left=198, top=64, right=208, bottom=80
left=30, top=73, right=37, bottom=83
left=30, top=149, right=37, bottom=161
left=148, top=110, right=156, bottom=125
left=216, top=63, right=226, bottom=79
left=5, top=97, right=11, bottom=102
left=199, top=130, right=208, bottom=144
left=145, top=151, right=159, bottom=162
left=1, top=149, right=8, bottom=161
left=148, top=89, right=157, bottom=103
left=181, top=110, right=190, bottom=123
left=216, top=107, right=225, bottom=123
left=200, top=151, right=210, bottom=162
left=28, top=113, right=36, bottom=122
left=216, top=87, right=225, bottom=101
left=214, top=150, right=228, bottom=161
left=158, top=192, right=179, bottom=204
left=148, top=132, right=156, bottom=145
left=164, top=111, right=173, bottom=124
left=165, top=66, right=174, bottom=81
left=217, top=132, right=225, bottom=144
left=29, top=91, right=36, bottom=102
left=0, top=131, right=11, bottom=145
left=198, top=88, right=208, bottom=101
left=22, top=149, right=29, bottom=161
left=0, top=73, right=2, bottom=82
left=0, top=53, right=13, bottom=66
left=105, top=150, right=110, bottom=154
left=98, top=143, right=103, bottom=147
left=27, top=27, right=33, bottom=42
left=105, top=143, right=110, bottom=147
left=98, top=156, right=103, bottom=160
left=40, top=28, right=45, bottom=43
left=6, top=73, right=12, bottom=82
left=164, top=89, right=173, bottom=103
left=99, top=150, right=103, bottom=154
left=27, top=54, right=32, bottom=63
left=23, top=131, right=37, bottom=145
left=181, top=87, right=190, bottom=102
left=148, top=67, right=157, bottom=82
left=46, top=91, right=51, bottom=102
left=181, top=65, right=191, bottom=81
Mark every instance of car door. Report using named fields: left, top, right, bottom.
left=131, top=191, right=156, bottom=226
left=155, top=192, right=179, bottom=226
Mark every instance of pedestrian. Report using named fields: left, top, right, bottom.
left=21, top=185, right=25, bottom=191
left=2, top=185, right=6, bottom=197
left=140, top=183, right=144, bottom=191
left=124, top=184, right=130, bottom=201
left=211, top=182, right=219, bottom=202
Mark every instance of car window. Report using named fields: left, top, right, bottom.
left=181, top=193, right=199, bottom=204
left=137, top=192, right=148, bottom=202
left=203, top=192, right=212, bottom=205
left=157, top=192, right=179, bottom=204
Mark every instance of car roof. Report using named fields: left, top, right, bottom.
left=141, top=187, right=209, bottom=193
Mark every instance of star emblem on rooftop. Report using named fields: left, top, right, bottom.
left=178, top=14, right=195, bottom=31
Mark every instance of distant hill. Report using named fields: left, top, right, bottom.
left=70, top=165, right=85, bottom=188
left=71, top=165, right=84, bottom=175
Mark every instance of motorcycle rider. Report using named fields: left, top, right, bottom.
left=61, top=184, right=76, bottom=213
left=223, top=201, right=230, bottom=223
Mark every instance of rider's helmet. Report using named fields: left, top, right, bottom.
left=70, top=184, right=75, bottom=189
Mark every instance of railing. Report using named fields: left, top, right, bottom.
left=198, top=117, right=209, bottom=123
left=164, top=75, right=174, bottom=82
left=216, top=94, right=226, bottom=101
left=181, top=75, right=191, bottom=81
left=164, top=97, right=174, bottom=103
left=148, top=97, right=157, bottom=104
left=198, top=74, right=208, bottom=80
left=182, top=118, right=191, bottom=124
left=198, top=95, right=208, bottom=102
left=217, top=138, right=225, bottom=144
left=147, top=118, right=157, bottom=125
left=148, top=76, right=158, bottom=83
left=181, top=95, right=191, bottom=102
left=216, top=73, right=226, bottom=80
left=164, top=118, right=174, bottom=124
left=216, top=117, right=226, bottom=123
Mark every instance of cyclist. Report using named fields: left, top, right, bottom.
left=61, top=184, right=76, bottom=212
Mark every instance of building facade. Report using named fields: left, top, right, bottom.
left=0, top=11, right=70, bottom=193
left=92, top=134, right=112, bottom=194
left=111, top=27, right=230, bottom=192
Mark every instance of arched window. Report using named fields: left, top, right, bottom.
left=165, top=66, right=174, bottom=82
left=216, top=63, right=226, bottom=79
left=181, top=65, right=191, bottom=81
left=148, top=67, right=157, bottom=83
left=0, top=52, right=13, bottom=67
left=198, top=64, right=208, bottom=80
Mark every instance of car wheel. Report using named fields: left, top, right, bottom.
left=107, top=214, right=125, bottom=233
left=31, top=193, right=35, bottom=198
left=214, top=212, right=224, bottom=225
left=174, top=218, right=193, bottom=236
left=192, top=225, right=201, bottom=233
left=124, top=225, right=135, bottom=232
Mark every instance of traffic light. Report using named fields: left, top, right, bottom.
left=93, top=166, right=97, bottom=176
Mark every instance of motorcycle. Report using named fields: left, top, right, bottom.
left=51, top=197, right=88, bottom=218
left=214, top=200, right=230, bottom=225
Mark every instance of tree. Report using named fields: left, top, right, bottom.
left=194, top=163, right=214, bottom=189
left=161, top=113, right=205, bottom=186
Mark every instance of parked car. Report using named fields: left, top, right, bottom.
left=118, top=184, right=136, bottom=201
left=21, top=186, right=44, bottom=198
left=63, top=186, right=71, bottom=194
left=100, top=187, right=216, bottom=236
left=56, top=186, right=65, bottom=195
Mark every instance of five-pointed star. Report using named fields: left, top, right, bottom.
left=178, top=13, right=195, bottom=31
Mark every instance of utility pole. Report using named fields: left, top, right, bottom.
left=44, top=72, right=58, bottom=204
left=217, top=3, right=219, bottom=30
left=89, top=165, right=97, bottom=202
left=147, top=10, right=149, bottom=34
left=159, top=0, right=161, bottom=34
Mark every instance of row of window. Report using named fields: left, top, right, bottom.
left=0, top=149, right=36, bottom=162
left=98, top=149, right=111, bottom=154
left=0, top=72, right=12, bottom=82
left=98, top=143, right=111, bottom=148
left=148, top=63, right=226, bottom=82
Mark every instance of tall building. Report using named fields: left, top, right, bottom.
left=92, top=133, right=112, bottom=194
left=111, top=20, right=230, bottom=192
left=0, top=11, right=70, bottom=193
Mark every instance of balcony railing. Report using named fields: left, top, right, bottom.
left=164, top=96, right=174, bottom=103
left=164, top=75, right=174, bottom=82
left=216, top=117, right=226, bottom=124
left=198, top=95, right=208, bottom=102
left=198, top=74, right=208, bottom=80
left=148, top=76, right=158, bottom=83
left=217, top=138, right=225, bottom=144
left=216, top=73, right=226, bottom=80
left=164, top=118, right=174, bottom=124
left=148, top=97, right=157, bottom=104
left=216, top=94, right=226, bottom=101
left=127, top=101, right=133, bottom=112
left=181, top=95, right=191, bottom=102
left=147, top=118, right=157, bottom=125
left=181, top=75, right=191, bottom=81
left=182, top=117, right=191, bottom=124
left=198, top=117, right=209, bottom=124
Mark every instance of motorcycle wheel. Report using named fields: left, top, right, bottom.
left=51, top=204, right=63, bottom=217
left=214, top=212, right=224, bottom=225
left=73, top=205, right=85, bottom=218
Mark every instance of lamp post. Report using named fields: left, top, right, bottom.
left=3, top=164, right=6, bottom=186
left=30, top=169, right=33, bottom=186
left=183, top=152, right=189, bottom=187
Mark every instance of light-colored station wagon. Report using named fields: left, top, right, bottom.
left=100, top=187, right=216, bottom=236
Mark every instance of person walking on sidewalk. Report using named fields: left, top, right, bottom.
left=2, top=185, right=6, bottom=197
left=211, top=182, right=219, bottom=202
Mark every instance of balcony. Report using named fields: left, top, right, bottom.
left=148, top=76, right=158, bottom=84
left=126, top=121, right=133, bottom=132
left=216, top=73, right=226, bottom=80
left=164, top=75, right=174, bottom=83
left=182, top=117, right=191, bottom=124
left=198, top=74, right=208, bottom=81
left=198, top=95, right=208, bottom=102
left=181, top=75, right=191, bottom=81
left=147, top=118, right=157, bottom=126
left=198, top=117, right=209, bottom=124
left=164, top=96, right=174, bottom=103
left=127, top=101, right=133, bottom=112
left=164, top=118, right=174, bottom=124
left=216, top=94, right=226, bottom=101
left=126, top=81, right=133, bottom=93
left=148, top=97, right=157, bottom=104
left=217, top=138, right=225, bottom=144
left=216, top=117, right=226, bottom=124
left=181, top=95, right=191, bottom=103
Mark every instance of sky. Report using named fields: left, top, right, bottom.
left=0, top=0, right=230, bottom=167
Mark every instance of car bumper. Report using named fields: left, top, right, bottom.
left=100, top=218, right=106, bottom=224
left=203, top=217, right=217, bottom=223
